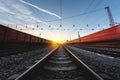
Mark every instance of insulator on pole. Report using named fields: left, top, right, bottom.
left=98, top=24, right=100, bottom=27
left=37, top=25, right=39, bottom=28
left=60, top=24, right=62, bottom=27
left=16, top=24, right=17, bottom=28
left=73, top=25, right=75, bottom=27
left=49, top=25, right=51, bottom=28
left=86, top=24, right=88, bottom=27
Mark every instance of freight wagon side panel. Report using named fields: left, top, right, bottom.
left=17, top=32, right=25, bottom=42
left=81, top=25, right=120, bottom=43
left=116, top=25, right=120, bottom=40
left=38, top=38, right=42, bottom=43
left=24, top=34, right=31, bottom=42
left=92, top=26, right=120, bottom=41
left=35, top=37, right=38, bottom=43
left=31, top=36, right=35, bottom=43
left=36, top=37, right=39, bottom=43
left=33, top=36, right=36, bottom=43
left=6, top=29, right=17, bottom=42
left=0, top=25, right=6, bottom=41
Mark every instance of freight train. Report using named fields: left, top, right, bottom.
left=0, top=24, right=52, bottom=44
left=67, top=25, right=120, bottom=48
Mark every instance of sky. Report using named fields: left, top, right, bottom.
left=0, top=0, right=120, bottom=42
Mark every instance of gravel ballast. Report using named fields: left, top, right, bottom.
left=67, top=46, right=120, bottom=80
left=0, top=46, right=55, bottom=80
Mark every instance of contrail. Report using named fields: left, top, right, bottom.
left=19, top=0, right=61, bottom=19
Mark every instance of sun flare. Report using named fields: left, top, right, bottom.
left=52, top=40, right=65, bottom=44
left=45, top=31, right=67, bottom=45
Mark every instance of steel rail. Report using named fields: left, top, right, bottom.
left=64, top=46, right=104, bottom=80
left=15, top=45, right=104, bottom=80
left=15, top=46, right=59, bottom=80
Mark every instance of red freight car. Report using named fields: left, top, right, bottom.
left=36, top=37, right=38, bottom=43
left=0, top=25, right=6, bottom=41
left=5, top=28, right=18, bottom=42
left=34, top=36, right=37, bottom=43
left=34, top=37, right=37, bottom=43
left=30, top=36, right=35, bottom=43
left=44, top=39, right=52, bottom=44
left=17, top=32, right=25, bottom=42
left=81, top=25, right=120, bottom=43
left=69, top=38, right=80, bottom=43
left=0, top=24, right=52, bottom=44
left=38, top=38, right=42, bottom=43
left=24, top=33, right=31, bottom=43
left=36, top=37, right=39, bottom=43
left=68, top=25, right=120, bottom=47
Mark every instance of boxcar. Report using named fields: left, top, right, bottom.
left=0, top=25, right=6, bottom=41
left=5, top=28, right=18, bottom=42
left=17, top=31, right=25, bottom=42
left=0, top=24, right=52, bottom=44
left=31, top=36, right=35, bottom=43
left=24, top=33, right=31, bottom=43
left=69, top=25, right=120, bottom=43
left=81, top=25, right=120, bottom=43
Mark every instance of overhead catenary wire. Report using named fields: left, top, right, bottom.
left=2, top=7, right=104, bottom=32
left=1, top=0, right=106, bottom=33
left=45, top=8, right=104, bottom=22
left=79, top=0, right=96, bottom=25
left=82, top=0, right=103, bottom=28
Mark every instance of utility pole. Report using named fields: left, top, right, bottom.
left=78, top=31, right=81, bottom=44
left=105, top=6, right=115, bottom=26
left=78, top=31, right=80, bottom=38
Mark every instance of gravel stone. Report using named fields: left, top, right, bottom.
left=67, top=46, right=120, bottom=80
left=0, top=46, right=54, bottom=80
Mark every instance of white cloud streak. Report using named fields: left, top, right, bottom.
left=19, top=0, right=61, bottom=19
left=12, top=4, right=32, bottom=15
left=0, top=6, right=15, bottom=14
left=0, top=0, right=52, bottom=27
left=0, top=19, right=15, bottom=25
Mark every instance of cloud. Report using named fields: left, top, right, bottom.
left=29, top=16, right=48, bottom=24
left=0, top=6, right=15, bottom=14
left=0, top=0, right=54, bottom=27
left=19, top=0, right=61, bottom=19
left=12, top=3, right=32, bottom=15
left=0, top=19, right=15, bottom=24
left=14, top=14, right=48, bottom=25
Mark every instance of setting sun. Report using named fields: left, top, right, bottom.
left=44, top=31, right=67, bottom=44
left=52, top=40, right=65, bottom=44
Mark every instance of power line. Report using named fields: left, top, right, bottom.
left=84, top=0, right=96, bottom=12
left=1, top=8, right=104, bottom=29
left=79, top=0, right=96, bottom=24
left=46, top=8, right=103, bottom=22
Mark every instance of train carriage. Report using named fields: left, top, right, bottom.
left=68, top=25, right=120, bottom=48
left=0, top=25, right=6, bottom=41
left=0, top=24, right=53, bottom=45
left=17, top=32, right=25, bottom=42
left=24, top=33, right=31, bottom=43
left=2, top=27, right=18, bottom=43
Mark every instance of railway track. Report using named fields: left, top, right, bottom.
left=71, top=45, right=120, bottom=57
left=15, top=45, right=103, bottom=80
